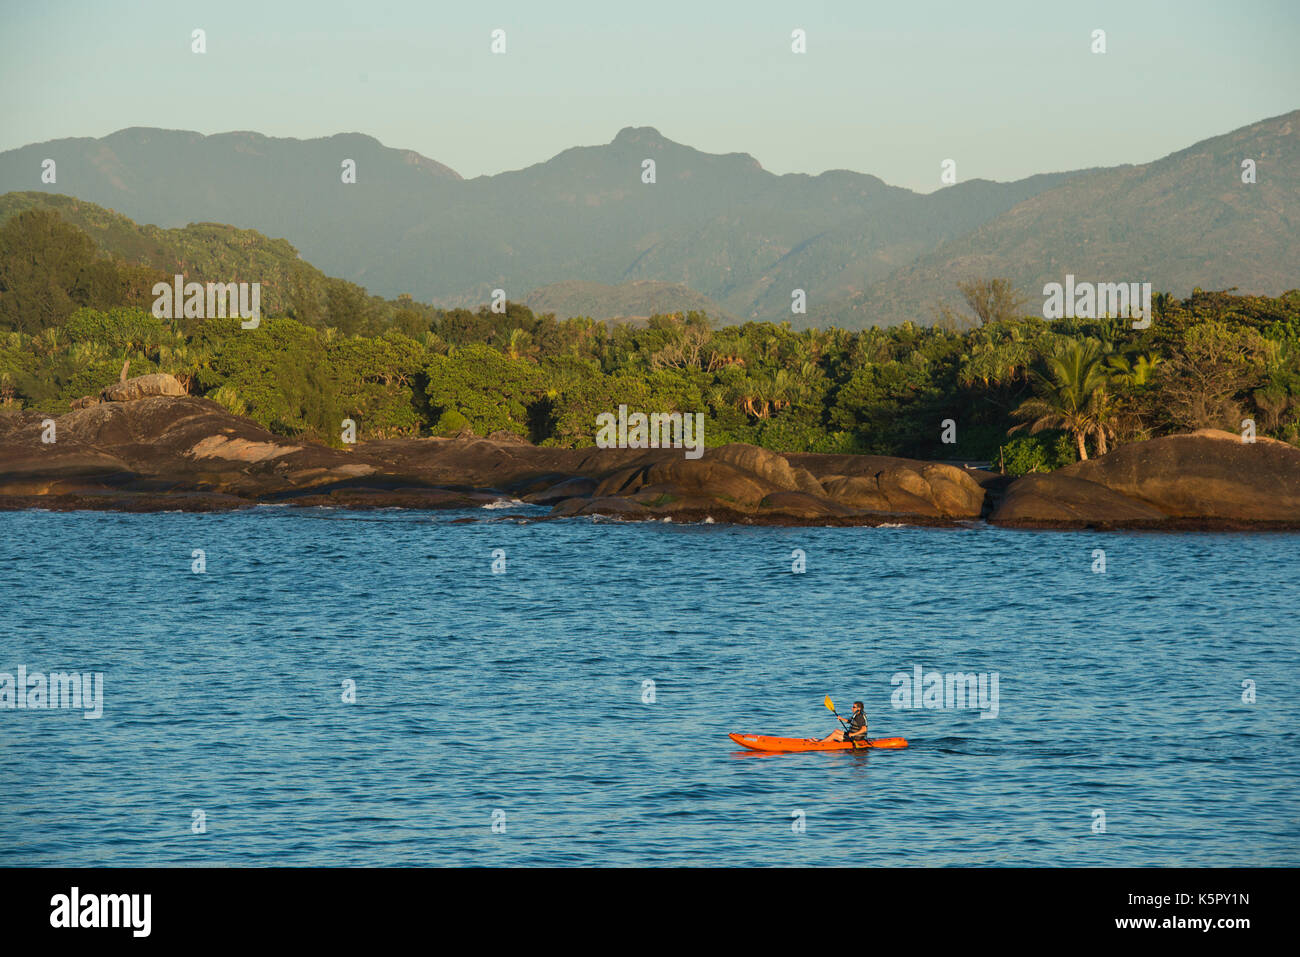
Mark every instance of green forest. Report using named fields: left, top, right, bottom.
left=2, top=205, right=1299, bottom=474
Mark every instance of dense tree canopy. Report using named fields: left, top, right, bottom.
left=2, top=213, right=1298, bottom=470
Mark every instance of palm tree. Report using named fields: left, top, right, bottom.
left=158, top=342, right=212, bottom=393
left=797, top=360, right=823, bottom=397
left=1088, top=388, right=1117, bottom=455
left=707, top=385, right=731, bottom=416
left=1106, top=353, right=1162, bottom=388
left=1152, top=291, right=1173, bottom=323
left=70, top=341, right=111, bottom=366
left=35, top=327, right=64, bottom=358
left=1010, top=338, right=1112, bottom=461
left=565, top=318, right=599, bottom=358
left=769, top=369, right=797, bottom=412
left=121, top=321, right=160, bottom=362
left=0, top=370, right=16, bottom=408
left=733, top=376, right=763, bottom=418
left=708, top=338, right=750, bottom=371
left=421, top=331, right=450, bottom=355
left=506, top=328, right=534, bottom=361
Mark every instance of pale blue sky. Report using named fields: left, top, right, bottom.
left=1, top=0, right=1296, bottom=191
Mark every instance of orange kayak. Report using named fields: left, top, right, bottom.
left=729, top=732, right=908, bottom=752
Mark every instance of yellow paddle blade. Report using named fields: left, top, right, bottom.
left=824, top=696, right=835, bottom=712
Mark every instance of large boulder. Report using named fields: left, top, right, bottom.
left=991, top=431, right=1300, bottom=527
left=632, top=458, right=780, bottom=506
left=99, top=373, right=187, bottom=402
left=0, top=396, right=388, bottom=506
left=551, top=495, right=654, bottom=518
left=919, top=464, right=987, bottom=517
left=1066, top=431, right=1300, bottom=520
left=707, top=444, right=824, bottom=494
left=820, top=475, right=892, bottom=510
left=0, top=448, right=138, bottom=496
left=877, top=465, right=936, bottom=513
left=991, top=473, right=1168, bottom=525
left=522, top=476, right=598, bottom=505
left=758, top=490, right=861, bottom=520
left=817, top=462, right=985, bottom=518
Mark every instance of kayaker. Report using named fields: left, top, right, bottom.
left=822, top=701, right=867, bottom=742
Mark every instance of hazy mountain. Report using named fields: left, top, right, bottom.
left=0, top=129, right=461, bottom=285
left=2, top=113, right=1295, bottom=329
left=0, top=125, right=1082, bottom=325
left=524, top=279, right=732, bottom=323
left=815, top=110, right=1300, bottom=327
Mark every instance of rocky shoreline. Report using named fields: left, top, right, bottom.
left=2, top=381, right=1299, bottom=530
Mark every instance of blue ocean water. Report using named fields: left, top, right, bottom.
left=1, top=507, right=1297, bottom=866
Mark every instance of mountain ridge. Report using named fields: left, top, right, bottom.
left=2, top=112, right=1295, bottom=328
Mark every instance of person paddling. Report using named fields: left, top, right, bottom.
left=821, top=700, right=867, bottom=742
